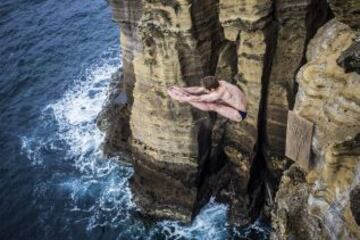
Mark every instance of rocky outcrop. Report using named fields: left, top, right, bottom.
left=102, top=0, right=360, bottom=237
left=97, top=0, right=143, bottom=157
left=271, top=166, right=326, bottom=240
left=337, top=40, right=360, bottom=74
left=328, top=0, right=360, bottom=32
left=264, top=0, right=329, bottom=161
left=216, top=0, right=275, bottom=224
left=96, top=69, right=131, bottom=158
left=108, top=0, right=224, bottom=222
left=273, top=20, right=360, bottom=239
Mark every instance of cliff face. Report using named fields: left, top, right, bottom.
left=99, top=0, right=360, bottom=237
left=272, top=19, right=360, bottom=240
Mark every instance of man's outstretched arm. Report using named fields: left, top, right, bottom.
left=167, top=89, right=214, bottom=111
left=182, top=86, right=208, bottom=95
left=188, top=90, right=222, bottom=102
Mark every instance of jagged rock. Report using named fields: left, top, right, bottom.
left=350, top=185, right=360, bottom=226
left=328, top=0, right=360, bottom=32
left=337, top=40, right=360, bottom=74
left=225, top=24, right=277, bottom=224
left=216, top=0, right=280, bottom=224
left=271, top=166, right=325, bottom=240
left=273, top=19, right=360, bottom=239
left=219, top=0, right=272, bottom=39
left=96, top=69, right=132, bottom=158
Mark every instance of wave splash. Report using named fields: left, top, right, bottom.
left=20, top=47, right=231, bottom=239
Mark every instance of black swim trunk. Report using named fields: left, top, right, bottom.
left=239, top=110, right=247, bottom=120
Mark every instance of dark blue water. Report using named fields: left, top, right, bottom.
left=0, top=0, right=270, bottom=239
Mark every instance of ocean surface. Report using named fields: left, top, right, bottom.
left=0, top=0, right=270, bottom=239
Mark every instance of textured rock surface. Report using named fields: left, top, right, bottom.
left=264, top=0, right=329, bottom=161
left=216, top=0, right=276, bottom=224
left=98, top=0, right=144, bottom=155
left=118, top=0, right=222, bottom=222
left=271, top=166, right=326, bottom=240
left=337, top=40, right=360, bottom=74
left=328, top=0, right=360, bottom=32
left=96, top=69, right=131, bottom=158
left=103, top=0, right=360, bottom=236
left=273, top=20, right=360, bottom=239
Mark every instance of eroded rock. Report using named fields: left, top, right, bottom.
left=271, top=166, right=325, bottom=240
left=103, top=0, right=360, bottom=236
left=264, top=0, right=330, bottom=161
left=337, top=40, right=360, bottom=74
left=273, top=19, right=360, bottom=239
left=328, top=0, right=360, bottom=32
left=127, top=0, right=223, bottom=222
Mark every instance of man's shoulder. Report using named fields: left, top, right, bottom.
left=219, top=80, right=231, bottom=88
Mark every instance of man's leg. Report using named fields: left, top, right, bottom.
left=188, top=100, right=243, bottom=122
left=206, top=103, right=243, bottom=122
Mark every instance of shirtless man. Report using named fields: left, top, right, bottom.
left=167, top=76, right=247, bottom=122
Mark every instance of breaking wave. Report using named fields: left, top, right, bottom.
left=20, top=47, right=234, bottom=239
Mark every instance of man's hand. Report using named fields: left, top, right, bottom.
left=188, top=90, right=222, bottom=102
left=167, top=87, right=194, bottom=103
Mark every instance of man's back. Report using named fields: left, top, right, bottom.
left=218, top=81, right=247, bottom=112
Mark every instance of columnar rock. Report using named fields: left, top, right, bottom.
left=103, top=0, right=360, bottom=234
left=128, top=0, right=222, bottom=222
left=273, top=20, right=360, bottom=239
left=216, top=0, right=275, bottom=224
left=264, top=0, right=329, bottom=164
left=97, top=0, right=143, bottom=156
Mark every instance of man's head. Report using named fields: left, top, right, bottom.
left=201, top=76, right=219, bottom=91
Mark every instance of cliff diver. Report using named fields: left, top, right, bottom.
left=167, top=76, right=247, bottom=122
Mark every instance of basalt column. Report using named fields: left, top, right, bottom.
left=128, top=0, right=222, bottom=222
left=264, top=0, right=330, bottom=169
left=216, top=0, right=275, bottom=225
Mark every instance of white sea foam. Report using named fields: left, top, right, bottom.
left=153, top=198, right=228, bottom=240
left=19, top=46, right=250, bottom=239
